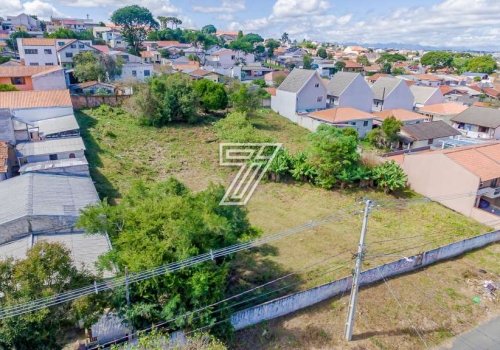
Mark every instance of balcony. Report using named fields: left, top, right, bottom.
left=478, top=186, right=500, bottom=199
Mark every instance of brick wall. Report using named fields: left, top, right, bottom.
left=70, top=95, right=131, bottom=109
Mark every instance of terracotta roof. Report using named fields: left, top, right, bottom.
left=211, top=49, right=233, bottom=56
left=140, top=51, right=154, bottom=58
left=367, top=73, right=388, bottom=82
left=0, top=34, right=9, bottom=40
left=264, top=70, right=289, bottom=81
left=373, top=109, right=426, bottom=122
left=0, top=42, right=6, bottom=47
left=0, top=90, right=72, bottom=109
left=74, top=80, right=104, bottom=88
left=216, top=30, right=239, bottom=36
left=0, top=65, right=62, bottom=78
left=363, top=65, right=380, bottom=72
left=405, top=80, right=416, bottom=87
left=439, top=85, right=457, bottom=95
left=92, top=45, right=110, bottom=53
left=442, top=142, right=500, bottom=181
left=343, top=61, right=363, bottom=69
left=21, top=38, right=56, bottom=46
left=173, top=63, right=200, bottom=71
left=156, top=41, right=181, bottom=47
left=473, top=101, right=488, bottom=107
left=264, top=87, right=276, bottom=96
left=414, top=74, right=442, bottom=81
left=0, top=141, right=8, bottom=173
left=308, top=107, right=374, bottom=123
left=188, top=69, right=218, bottom=77
left=418, top=103, right=468, bottom=115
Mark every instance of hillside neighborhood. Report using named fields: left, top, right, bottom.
left=1, top=3, right=500, bottom=350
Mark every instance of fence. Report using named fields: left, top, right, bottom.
left=231, top=229, right=500, bottom=330
left=71, top=94, right=131, bottom=109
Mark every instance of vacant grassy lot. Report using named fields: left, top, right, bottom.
left=77, top=106, right=496, bottom=349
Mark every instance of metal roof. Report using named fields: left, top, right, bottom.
left=19, top=157, right=88, bottom=173
left=371, top=77, right=402, bottom=100
left=278, top=68, right=318, bottom=93
left=0, top=173, right=99, bottom=226
left=401, top=121, right=461, bottom=141
left=0, top=231, right=112, bottom=275
left=16, top=137, right=85, bottom=157
left=326, top=72, right=359, bottom=97
left=33, top=115, right=80, bottom=137
left=451, top=106, right=500, bottom=128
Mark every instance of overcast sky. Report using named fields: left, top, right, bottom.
left=3, top=0, right=500, bottom=49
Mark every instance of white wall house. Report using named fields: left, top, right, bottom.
left=271, top=69, right=327, bottom=123
left=326, top=72, right=373, bottom=112
left=371, top=77, right=414, bottom=112
left=17, top=38, right=58, bottom=67
left=410, top=86, right=445, bottom=108
left=116, top=63, right=154, bottom=82
left=56, top=40, right=99, bottom=69
left=302, top=107, right=375, bottom=137
left=207, top=49, right=255, bottom=68
left=7, top=13, right=41, bottom=31
left=451, top=106, right=500, bottom=139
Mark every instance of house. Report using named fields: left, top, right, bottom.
left=271, top=69, right=327, bottom=123
left=367, top=73, right=390, bottom=84
left=411, top=74, right=444, bottom=87
left=17, top=38, right=58, bottom=67
left=371, top=77, right=414, bottom=112
left=70, top=81, right=115, bottom=95
left=0, top=173, right=99, bottom=243
left=393, top=142, right=500, bottom=228
left=7, top=13, right=41, bottom=31
left=186, top=69, right=222, bottom=83
left=398, top=121, right=462, bottom=149
left=418, top=103, right=468, bottom=125
left=140, top=50, right=161, bottom=64
left=411, top=86, right=445, bottom=108
left=115, top=63, right=154, bottom=82
left=56, top=39, right=99, bottom=69
left=343, top=46, right=367, bottom=55
left=461, top=72, right=489, bottom=84
left=16, top=137, right=85, bottom=164
left=373, top=109, right=428, bottom=125
left=241, top=64, right=273, bottom=79
left=303, top=107, right=375, bottom=137
left=264, top=71, right=289, bottom=86
left=15, top=114, right=80, bottom=142
left=0, top=66, right=66, bottom=91
left=363, top=65, right=380, bottom=74
left=451, top=106, right=500, bottom=139
left=325, top=72, right=373, bottom=112
left=342, top=60, right=364, bottom=73
left=0, top=141, right=17, bottom=181
left=206, top=49, right=255, bottom=68
left=19, top=157, right=89, bottom=176
left=439, top=85, right=466, bottom=99
left=215, top=30, right=239, bottom=43
left=470, top=84, right=500, bottom=100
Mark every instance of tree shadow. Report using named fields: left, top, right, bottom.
left=352, top=326, right=450, bottom=341
left=76, top=110, right=121, bottom=203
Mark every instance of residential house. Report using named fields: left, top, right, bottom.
left=19, top=157, right=89, bottom=176
left=264, top=71, right=289, bottom=86
left=56, top=39, right=99, bottom=69
left=439, top=85, right=466, bottom=100
left=363, top=65, right=380, bottom=74
left=373, top=109, right=427, bottom=125
left=271, top=69, right=327, bottom=123
left=215, top=30, right=239, bottom=44
left=412, top=74, right=444, bottom=87
left=418, top=103, right=468, bottom=125
left=0, top=66, right=66, bottom=91
left=17, top=38, right=58, bottom=67
left=451, top=106, right=500, bottom=139
left=70, top=81, right=115, bottom=95
left=411, top=86, right=445, bottom=108
left=0, top=173, right=99, bottom=243
left=371, top=77, right=414, bottom=112
left=315, top=61, right=337, bottom=77
left=206, top=49, right=255, bottom=69
left=303, top=107, right=375, bottom=137
left=461, top=72, right=489, bottom=84
left=392, top=142, right=500, bottom=228
left=343, top=46, right=367, bottom=55
left=342, top=60, right=363, bottom=73
left=0, top=141, right=16, bottom=181
left=367, top=73, right=391, bottom=84
left=16, top=137, right=85, bottom=165
left=398, top=121, right=461, bottom=149
left=241, top=64, right=273, bottom=79
left=470, top=83, right=500, bottom=100
left=51, top=17, right=98, bottom=32
left=115, top=63, right=154, bottom=82
left=7, top=13, right=41, bottom=31
left=140, top=50, right=161, bottom=64
left=325, top=72, right=373, bottom=112
left=186, top=69, right=222, bottom=83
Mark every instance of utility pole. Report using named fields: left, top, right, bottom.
left=345, top=199, right=372, bottom=341
left=125, top=267, right=130, bottom=306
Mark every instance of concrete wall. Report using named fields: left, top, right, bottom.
left=271, top=90, right=298, bottom=122
left=0, top=109, right=15, bottom=144
left=13, top=107, right=74, bottom=121
left=338, top=75, right=374, bottom=112
left=296, top=75, right=327, bottom=112
left=70, top=95, right=131, bottom=109
left=116, top=64, right=154, bottom=83
left=471, top=208, right=500, bottom=229
left=401, top=153, right=479, bottom=216
left=383, top=81, right=414, bottom=111
left=26, top=150, right=85, bottom=163
left=32, top=69, right=67, bottom=90
left=231, top=229, right=500, bottom=330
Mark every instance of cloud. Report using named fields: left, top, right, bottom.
left=3, top=0, right=23, bottom=13
left=3, top=0, right=65, bottom=19
left=272, top=0, right=330, bottom=18
left=216, top=14, right=234, bottom=21
left=192, top=0, right=244, bottom=13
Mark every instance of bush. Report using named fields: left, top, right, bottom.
left=193, top=79, right=228, bottom=112
left=214, top=111, right=271, bottom=143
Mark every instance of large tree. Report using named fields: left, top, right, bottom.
left=111, top=5, right=158, bottom=55
left=265, top=39, right=280, bottom=57
left=317, top=48, right=327, bottom=59
left=0, top=241, right=104, bottom=349
left=193, top=79, right=228, bottom=112
left=229, top=84, right=260, bottom=113
left=465, top=55, right=498, bottom=74
left=201, top=24, right=217, bottom=34
left=77, top=178, right=260, bottom=330
left=73, top=51, right=122, bottom=83
left=420, top=51, right=453, bottom=71
left=302, top=53, right=313, bottom=69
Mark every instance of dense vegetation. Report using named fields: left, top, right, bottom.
left=73, top=51, right=123, bottom=82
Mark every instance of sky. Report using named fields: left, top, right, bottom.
left=3, top=0, right=500, bottom=50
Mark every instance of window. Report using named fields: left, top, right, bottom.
left=427, top=139, right=434, bottom=145
left=231, top=55, right=236, bottom=60
left=25, top=49, right=38, bottom=54
left=46, top=63, right=54, bottom=66
left=70, top=44, right=76, bottom=48
left=351, top=122, right=357, bottom=126
left=116, top=41, right=121, bottom=44
left=479, top=126, right=488, bottom=133
left=58, top=41, right=65, bottom=46
left=29, top=63, right=39, bottom=66
left=315, top=83, right=319, bottom=88
left=66, top=53, right=73, bottom=58
left=11, top=77, right=26, bottom=85
left=363, top=120, right=369, bottom=127
left=317, top=96, right=323, bottom=102
left=44, top=49, right=52, bottom=54
left=69, top=153, right=76, bottom=159
left=132, top=70, right=137, bottom=77
left=49, top=154, right=58, bottom=160
left=79, top=44, right=84, bottom=49
left=144, top=70, right=151, bottom=77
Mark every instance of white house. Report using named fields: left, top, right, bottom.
left=7, top=13, right=41, bottom=31
left=116, top=63, right=154, bottom=82
left=206, top=49, right=255, bottom=69
left=398, top=121, right=462, bottom=149
left=302, top=107, right=375, bottom=137
left=410, top=86, right=445, bottom=108
left=56, top=39, right=99, bottom=69
left=326, top=72, right=373, bottom=112
left=371, top=77, right=414, bottom=112
left=451, top=106, right=500, bottom=139
left=17, top=38, right=58, bottom=67
left=271, top=68, right=327, bottom=123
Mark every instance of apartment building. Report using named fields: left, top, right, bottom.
left=17, top=38, right=58, bottom=66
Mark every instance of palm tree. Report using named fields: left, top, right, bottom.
left=281, top=32, right=289, bottom=45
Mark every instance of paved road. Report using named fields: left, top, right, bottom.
left=450, top=314, right=500, bottom=350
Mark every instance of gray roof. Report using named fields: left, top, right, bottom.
left=33, top=114, right=79, bottom=137
left=410, top=86, right=440, bottom=105
left=19, top=157, right=88, bottom=173
left=0, top=173, right=99, bottom=226
left=278, top=68, right=317, bottom=93
left=371, top=77, right=401, bottom=100
left=0, top=231, right=112, bottom=275
left=326, top=72, right=359, bottom=97
left=462, top=72, right=489, bottom=77
left=401, top=121, right=461, bottom=141
left=16, top=137, right=85, bottom=157
left=451, top=106, right=500, bottom=128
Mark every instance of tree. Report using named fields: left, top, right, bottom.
left=229, top=39, right=253, bottom=54
left=273, top=74, right=287, bottom=88
left=193, top=79, right=228, bottom=112
left=113, top=331, right=227, bottom=349
left=465, top=55, right=498, bottom=74
left=317, top=48, right=327, bottom=59
left=302, top=53, right=313, bottom=69
left=452, top=57, right=471, bottom=74
left=73, top=51, right=121, bottom=82
left=230, top=84, right=260, bottom=112
left=372, top=161, right=407, bottom=193
left=420, top=51, right=453, bottom=71
left=78, top=178, right=260, bottom=330
left=214, top=111, right=271, bottom=143
left=254, top=44, right=265, bottom=55
left=381, top=116, right=403, bottom=146
left=201, top=24, right=217, bottom=34
left=0, top=84, right=17, bottom=91
left=241, top=33, right=264, bottom=44
left=356, top=54, right=370, bottom=66
left=111, top=5, right=159, bottom=55
left=6, top=31, right=31, bottom=51
left=334, top=61, right=346, bottom=72
left=265, top=39, right=280, bottom=57
left=237, top=30, right=243, bottom=39
left=252, top=78, right=266, bottom=88
left=0, top=242, right=104, bottom=349
left=157, top=16, right=168, bottom=29
left=46, top=27, right=76, bottom=39
left=281, top=32, right=289, bottom=44
left=307, top=125, right=360, bottom=189
left=375, top=53, right=407, bottom=64
left=392, top=67, right=405, bottom=75
left=159, top=48, right=170, bottom=58
left=380, top=62, right=392, bottom=74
